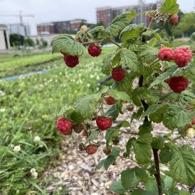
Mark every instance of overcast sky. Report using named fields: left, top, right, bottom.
left=0, top=0, right=194, bottom=35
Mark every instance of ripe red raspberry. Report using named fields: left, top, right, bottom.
left=56, top=117, right=73, bottom=135
left=105, top=96, right=116, bottom=105
left=169, top=14, right=179, bottom=25
left=96, top=116, right=112, bottom=131
left=88, top=43, right=102, bottom=57
left=85, top=144, right=98, bottom=155
left=158, top=48, right=175, bottom=61
left=112, top=67, right=125, bottom=81
left=174, top=47, right=192, bottom=67
left=165, top=76, right=189, bottom=93
left=63, top=55, right=79, bottom=68
left=192, top=118, right=195, bottom=125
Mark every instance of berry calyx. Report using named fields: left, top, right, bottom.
left=165, top=76, right=189, bottom=93
left=63, top=55, right=79, bottom=68
left=104, top=96, right=116, bottom=105
left=85, top=144, right=98, bottom=155
left=169, top=14, right=179, bottom=25
left=112, top=67, right=125, bottom=81
left=88, top=43, right=102, bottom=57
left=96, top=116, right=112, bottom=131
left=73, top=124, right=85, bottom=134
left=174, top=47, right=192, bottom=67
left=56, top=117, right=73, bottom=135
left=78, top=143, right=86, bottom=151
left=158, top=48, right=175, bottom=61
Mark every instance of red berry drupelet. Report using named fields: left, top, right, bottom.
left=64, top=55, right=79, bottom=68
left=56, top=117, right=73, bottom=135
left=105, top=96, right=116, bottom=105
left=85, top=144, right=98, bottom=155
left=96, top=116, right=112, bottom=131
left=174, top=47, right=192, bottom=67
left=192, top=118, right=195, bottom=125
left=88, top=43, right=102, bottom=57
left=158, top=48, right=175, bottom=61
left=112, top=67, right=125, bottom=81
left=165, top=76, right=189, bottom=93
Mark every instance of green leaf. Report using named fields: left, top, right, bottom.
left=112, top=48, right=138, bottom=71
left=151, top=137, right=164, bottom=150
left=106, top=11, right=137, bottom=37
left=88, top=26, right=110, bottom=40
left=163, top=105, right=193, bottom=129
left=52, top=34, right=85, bottom=56
left=105, top=129, right=119, bottom=146
left=134, top=142, right=152, bottom=164
left=160, top=0, right=179, bottom=15
left=139, top=45, right=159, bottom=62
left=98, top=147, right=120, bottom=170
left=121, top=167, right=147, bottom=189
left=160, top=144, right=173, bottom=164
left=137, top=133, right=153, bottom=144
left=126, top=138, right=136, bottom=156
left=68, top=111, right=85, bottom=124
left=102, top=54, right=113, bottom=75
left=109, top=89, right=130, bottom=101
left=169, top=145, right=195, bottom=185
left=121, top=169, right=140, bottom=189
left=104, top=155, right=115, bottom=170
left=88, top=130, right=99, bottom=142
left=132, top=189, right=156, bottom=195
left=120, top=24, right=144, bottom=43
left=138, top=121, right=153, bottom=135
left=110, top=179, right=127, bottom=194
left=132, top=87, right=160, bottom=106
left=74, top=93, right=101, bottom=119
left=105, top=102, right=122, bottom=120
left=145, top=104, right=168, bottom=123
left=150, top=66, right=178, bottom=88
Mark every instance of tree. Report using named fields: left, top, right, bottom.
left=9, top=33, right=24, bottom=48
left=173, top=12, right=195, bottom=37
left=24, top=37, right=35, bottom=47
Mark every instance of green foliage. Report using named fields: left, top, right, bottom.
left=121, top=167, right=147, bottom=189
left=169, top=145, right=195, bottom=185
left=52, top=34, right=85, bottom=56
left=160, top=0, right=179, bottom=15
left=173, top=12, right=195, bottom=37
left=74, top=93, right=101, bottom=119
left=106, top=11, right=136, bottom=37
left=9, top=33, right=24, bottom=47
left=120, top=24, right=144, bottom=43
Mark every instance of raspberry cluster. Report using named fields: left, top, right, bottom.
left=158, top=47, right=192, bottom=68
left=56, top=115, right=113, bottom=155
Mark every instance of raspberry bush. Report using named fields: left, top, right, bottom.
left=52, top=0, right=195, bottom=194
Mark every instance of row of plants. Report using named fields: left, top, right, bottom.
left=0, top=48, right=113, bottom=193
left=52, top=0, right=195, bottom=194
left=0, top=52, right=61, bottom=78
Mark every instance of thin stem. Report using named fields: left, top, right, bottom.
left=152, top=149, right=162, bottom=195
left=138, top=75, right=162, bottom=194
left=109, top=39, right=121, bottom=48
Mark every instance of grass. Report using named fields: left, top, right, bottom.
left=0, top=52, right=61, bottom=78
left=0, top=47, right=113, bottom=194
